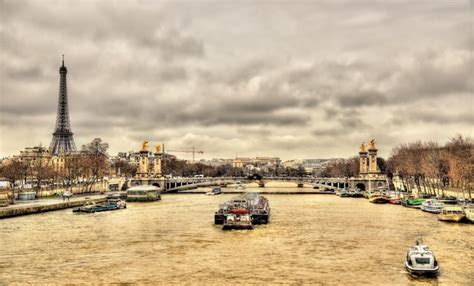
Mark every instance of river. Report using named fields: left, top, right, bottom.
left=0, top=189, right=473, bottom=285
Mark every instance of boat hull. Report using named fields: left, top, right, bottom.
left=73, top=204, right=125, bottom=213
left=387, top=197, right=401, bottom=204
left=421, top=206, right=443, bottom=214
left=222, top=223, right=253, bottom=230
left=369, top=196, right=387, bottom=204
left=405, top=262, right=439, bottom=277
left=438, top=214, right=465, bottom=222
left=214, top=213, right=270, bottom=225
left=126, top=195, right=161, bottom=202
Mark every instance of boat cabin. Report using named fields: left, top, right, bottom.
left=441, top=206, right=464, bottom=215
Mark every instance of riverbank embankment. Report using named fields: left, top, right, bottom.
left=0, top=194, right=106, bottom=219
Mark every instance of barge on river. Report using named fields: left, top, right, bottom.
left=73, top=199, right=126, bottom=213
left=214, top=192, right=270, bottom=229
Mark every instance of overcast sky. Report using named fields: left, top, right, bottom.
left=0, top=0, right=473, bottom=160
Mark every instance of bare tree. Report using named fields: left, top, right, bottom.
left=0, top=159, right=28, bottom=204
left=81, top=138, right=110, bottom=192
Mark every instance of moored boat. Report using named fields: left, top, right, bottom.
left=437, top=196, right=458, bottom=205
left=421, top=199, right=444, bottom=214
left=463, top=205, right=474, bottom=223
left=348, top=190, right=365, bottom=198
left=385, top=191, right=401, bottom=204
left=405, top=240, right=439, bottom=276
left=438, top=206, right=465, bottom=222
left=387, top=197, right=401, bottom=204
left=401, top=196, right=424, bottom=208
left=339, top=190, right=350, bottom=197
left=206, top=187, right=222, bottom=196
left=73, top=199, right=126, bottom=213
left=368, top=193, right=388, bottom=204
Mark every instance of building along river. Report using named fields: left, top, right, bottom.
left=0, top=189, right=472, bottom=284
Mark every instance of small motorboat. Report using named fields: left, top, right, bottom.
left=348, top=190, right=364, bottom=198
left=463, top=205, right=474, bottom=223
left=401, top=196, right=424, bottom=208
left=421, top=199, right=444, bottom=214
left=387, top=197, right=401, bottom=204
left=438, top=206, right=465, bottom=222
left=385, top=191, right=401, bottom=204
left=222, top=208, right=253, bottom=230
left=234, top=183, right=247, bottom=190
left=368, top=193, right=388, bottom=204
left=339, top=190, right=350, bottom=197
left=405, top=240, right=439, bottom=276
left=73, top=199, right=127, bottom=213
left=206, top=187, right=222, bottom=196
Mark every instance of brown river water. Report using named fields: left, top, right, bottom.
left=0, top=189, right=473, bottom=285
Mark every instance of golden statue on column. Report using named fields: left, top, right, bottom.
left=369, top=139, right=376, bottom=149
left=141, top=140, right=149, bottom=152
left=155, top=144, right=161, bottom=154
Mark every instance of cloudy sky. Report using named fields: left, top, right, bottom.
left=0, top=0, right=473, bottom=160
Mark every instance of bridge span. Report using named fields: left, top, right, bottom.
left=126, top=176, right=350, bottom=193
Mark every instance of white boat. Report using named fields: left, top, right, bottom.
left=463, top=205, right=474, bottom=223
left=206, top=187, right=222, bottom=196
left=421, top=199, right=444, bottom=214
left=235, top=183, right=247, bottom=190
left=405, top=240, right=439, bottom=276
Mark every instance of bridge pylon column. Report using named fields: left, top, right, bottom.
left=137, top=150, right=149, bottom=178
left=154, top=152, right=162, bottom=178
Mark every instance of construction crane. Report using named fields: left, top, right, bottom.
left=166, top=146, right=204, bottom=163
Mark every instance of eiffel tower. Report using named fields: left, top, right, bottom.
left=49, top=55, right=77, bottom=155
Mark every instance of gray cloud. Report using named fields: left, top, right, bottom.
left=0, top=0, right=472, bottom=159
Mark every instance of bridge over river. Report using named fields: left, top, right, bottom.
left=124, top=176, right=366, bottom=193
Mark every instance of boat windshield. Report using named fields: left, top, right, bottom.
left=415, top=257, right=431, bottom=265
